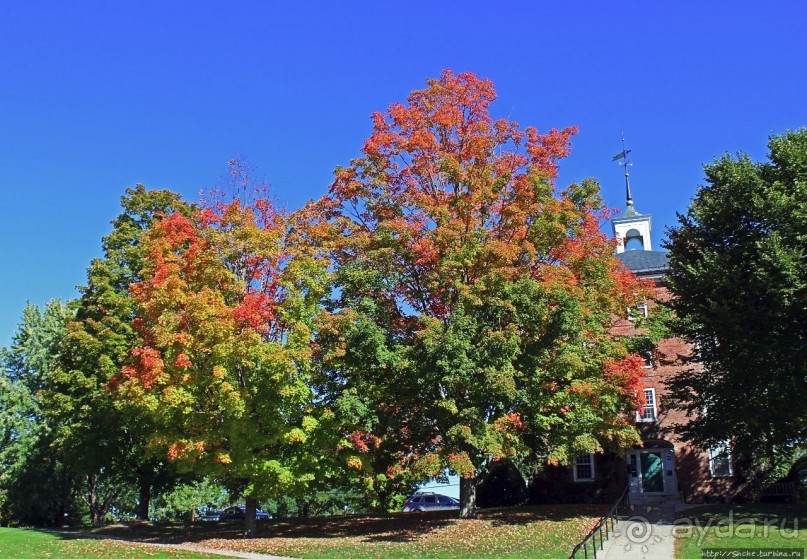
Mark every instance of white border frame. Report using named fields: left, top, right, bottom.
left=636, top=388, right=657, bottom=422
left=573, top=453, right=595, bottom=482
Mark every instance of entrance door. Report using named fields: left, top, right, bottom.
left=640, top=451, right=664, bottom=492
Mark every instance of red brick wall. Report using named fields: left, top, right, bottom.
left=613, top=279, right=741, bottom=502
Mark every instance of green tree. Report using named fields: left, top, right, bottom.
left=0, top=301, right=77, bottom=526
left=664, top=128, right=807, bottom=485
left=44, top=185, right=191, bottom=524
left=148, top=478, right=228, bottom=522
left=322, top=71, right=650, bottom=516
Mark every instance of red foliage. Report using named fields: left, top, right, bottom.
left=347, top=431, right=381, bottom=454
left=175, top=353, right=192, bottom=370
left=603, top=355, right=649, bottom=410
left=119, top=347, right=165, bottom=389
left=233, top=292, right=275, bottom=331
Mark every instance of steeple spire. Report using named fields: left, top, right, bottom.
left=612, top=133, right=635, bottom=214
left=611, top=134, right=653, bottom=253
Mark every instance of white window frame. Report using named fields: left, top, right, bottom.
left=636, top=388, right=657, bottom=422
left=573, top=453, right=595, bottom=482
left=627, top=302, right=649, bottom=322
left=708, top=442, right=733, bottom=477
left=642, top=350, right=653, bottom=369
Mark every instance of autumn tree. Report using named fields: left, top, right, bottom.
left=320, top=70, right=650, bottom=516
left=114, top=189, right=329, bottom=535
left=665, top=129, right=807, bottom=482
left=46, top=185, right=191, bottom=524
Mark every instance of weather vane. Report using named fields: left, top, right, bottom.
left=612, top=132, right=634, bottom=209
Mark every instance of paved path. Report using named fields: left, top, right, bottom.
left=40, top=529, right=296, bottom=559
left=598, top=504, right=676, bottom=559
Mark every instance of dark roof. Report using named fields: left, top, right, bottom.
left=616, top=250, right=669, bottom=275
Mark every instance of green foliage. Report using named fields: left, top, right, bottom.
left=665, top=128, right=807, bottom=474
left=0, top=300, right=77, bottom=526
left=640, top=302, right=675, bottom=344
left=1, top=302, right=72, bottom=394
left=149, top=479, right=228, bottom=522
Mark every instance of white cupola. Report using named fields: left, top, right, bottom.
left=611, top=141, right=652, bottom=254
left=612, top=204, right=652, bottom=254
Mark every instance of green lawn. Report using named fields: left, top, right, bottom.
left=0, top=528, right=220, bottom=559
left=675, top=504, right=807, bottom=559
left=95, top=505, right=608, bottom=559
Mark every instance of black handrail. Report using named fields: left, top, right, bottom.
left=567, top=485, right=629, bottom=559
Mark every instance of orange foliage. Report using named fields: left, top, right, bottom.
left=329, top=70, right=583, bottom=321
left=494, top=412, right=527, bottom=433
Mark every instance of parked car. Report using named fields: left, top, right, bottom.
left=218, top=505, right=273, bottom=520
left=402, top=492, right=460, bottom=512
left=196, top=507, right=222, bottom=521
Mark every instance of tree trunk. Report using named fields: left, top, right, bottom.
left=87, top=474, right=103, bottom=526
left=85, top=473, right=119, bottom=526
left=244, top=496, right=257, bottom=537
left=459, top=476, right=477, bottom=518
left=137, top=478, right=151, bottom=521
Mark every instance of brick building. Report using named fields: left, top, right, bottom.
left=611, top=197, right=735, bottom=504
left=530, top=192, right=738, bottom=505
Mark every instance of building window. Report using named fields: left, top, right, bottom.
left=627, top=302, right=649, bottom=322
left=628, top=453, right=639, bottom=477
left=637, top=388, right=657, bottom=422
left=708, top=443, right=733, bottom=477
left=573, top=453, right=595, bottom=482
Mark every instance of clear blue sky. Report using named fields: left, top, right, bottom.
left=1, top=1, right=806, bottom=343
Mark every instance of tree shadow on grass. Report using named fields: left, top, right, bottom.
left=88, top=504, right=608, bottom=545
left=483, top=504, right=610, bottom=528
